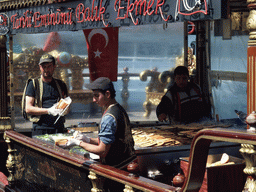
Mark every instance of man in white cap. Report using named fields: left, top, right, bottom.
left=25, top=54, right=69, bottom=136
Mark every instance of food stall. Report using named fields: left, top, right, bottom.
left=0, top=0, right=254, bottom=191
left=1, top=124, right=251, bottom=192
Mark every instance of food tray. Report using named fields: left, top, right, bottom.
left=33, top=133, right=90, bottom=156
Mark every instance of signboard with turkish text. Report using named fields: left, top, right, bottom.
left=0, top=0, right=222, bottom=35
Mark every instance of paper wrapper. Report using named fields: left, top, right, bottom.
left=49, top=135, right=70, bottom=145
left=54, top=96, right=72, bottom=124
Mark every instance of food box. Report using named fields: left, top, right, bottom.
left=180, top=154, right=246, bottom=192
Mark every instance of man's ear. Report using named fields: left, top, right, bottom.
left=105, top=90, right=111, bottom=98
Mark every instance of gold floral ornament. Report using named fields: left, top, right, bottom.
left=175, top=47, right=196, bottom=76
left=187, top=47, right=196, bottom=76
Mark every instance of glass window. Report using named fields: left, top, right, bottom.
left=210, top=21, right=248, bottom=121
left=10, top=23, right=185, bottom=129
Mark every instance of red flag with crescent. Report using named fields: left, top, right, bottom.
left=83, top=27, right=119, bottom=81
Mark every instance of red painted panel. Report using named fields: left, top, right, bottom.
left=247, top=46, right=256, bottom=128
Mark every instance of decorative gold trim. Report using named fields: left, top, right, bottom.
left=248, top=41, right=256, bottom=46
left=231, top=12, right=242, bottom=31
left=247, top=10, right=256, bottom=37
left=243, top=177, right=256, bottom=192
left=248, top=0, right=256, bottom=4
left=6, top=134, right=85, bottom=168
left=239, top=144, right=256, bottom=175
left=88, top=171, right=104, bottom=192
left=241, top=143, right=256, bottom=191
left=89, top=167, right=169, bottom=192
left=14, top=151, right=25, bottom=180
left=0, top=0, right=77, bottom=11
left=0, top=125, right=11, bottom=129
left=4, top=133, right=17, bottom=187
left=0, top=117, right=12, bottom=130
left=124, top=185, right=135, bottom=192
left=140, top=68, right=167, bottom=117
left=0, top=0, right=47, bottom=11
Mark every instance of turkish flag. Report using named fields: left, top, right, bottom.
left=83, top=27, right=119, bottom=81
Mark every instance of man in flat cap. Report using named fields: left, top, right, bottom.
left=61, top=77, right=136, bottom=191
left=25, top=54, right=69, bottom=136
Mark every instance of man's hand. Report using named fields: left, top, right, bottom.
left=75, top=133, right=90, bottom=143
left=158, top=113, right=167, bottom=122
left=48, top=104, right=62, bottom=116
left=58, top=138, right=81, bottom=149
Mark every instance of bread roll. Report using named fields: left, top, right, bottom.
left=55, top=139, right=68, bottom=146
left=56, top=99, right=68, bottom=109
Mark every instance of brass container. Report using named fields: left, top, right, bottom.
left=0, top=117, right=12, bottom=133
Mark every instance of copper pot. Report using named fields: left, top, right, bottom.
left=173, top=173, right=185, bottom=187
left=127, top=162, right=140, bottom=177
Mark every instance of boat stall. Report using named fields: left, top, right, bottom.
left=0, top=0, right=253, bottom=191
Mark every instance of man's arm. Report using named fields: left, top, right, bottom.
left=90, top=137, right=99, bottom=145
left=80, top=115, right=116, bottom=156
left=25, top=96, right=49, bottom=115
left=156, top=94, right=173, bottom=121
left=26, top=96, right=61, bottom=116
left=79, top=140, right=111, bottom=157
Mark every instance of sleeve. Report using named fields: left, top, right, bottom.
left=25, top=80, right=35, bottom=97
left=156, top=93, right=173, bottom=118
left=98, top=115, right=117, bottom=145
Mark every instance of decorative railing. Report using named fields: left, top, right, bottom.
left=140, top=67, right=174, bottom=117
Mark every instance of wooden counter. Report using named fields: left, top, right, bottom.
left=3, top=127, right=256, bottom=191
left=3, top=130, right=178, bottom=192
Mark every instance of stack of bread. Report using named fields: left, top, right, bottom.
left=132, top=128, right=181, bottom=148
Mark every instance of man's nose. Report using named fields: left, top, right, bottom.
left=93, top=97, right=97, bottom=102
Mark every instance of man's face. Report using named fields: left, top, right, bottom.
left=92, top=90, right=108, bottom=108
left=175, top=74, right=189, bottom=89
left=39, top=62, right=55, bottom=79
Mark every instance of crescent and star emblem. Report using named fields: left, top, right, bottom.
left=88, top=29, right=109, bottom=58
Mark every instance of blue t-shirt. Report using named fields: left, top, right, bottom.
left=98, top=115, right=117, bottom=145
left=25, top=79, right=68, bottom=131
